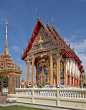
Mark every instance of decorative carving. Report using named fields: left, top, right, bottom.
left=39, top=67, right=46, bottom=87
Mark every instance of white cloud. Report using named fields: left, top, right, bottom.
left=70, top=39, right=86, bottom=53
left=69, top=35, right=78, bottom=42
left=69, top=39, right=86, bottom=70
left=11, top=45, right=22, bottom=52
left=74, top=28, right=86, bottom=34
left=78, top=54, right=86, bottom=71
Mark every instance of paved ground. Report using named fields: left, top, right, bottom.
left=0, top=94, right=84, bottom=110
left=0, top=102, right=80, bottom=110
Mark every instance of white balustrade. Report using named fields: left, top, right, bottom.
left=64, top=92, right=66, bottom=97
left=44, top=91, right=45, bottom=96
left=75, top=92, right=76, bottom=98
left=80, top=93, right=81, bottom=98
left=83, top=93, right=84, bottom=98
left=70, top=92, right=71, bottom=97
left=72, top=92, right=73, bottom=97
left=85, top=93, right=86, bottom=98
left=15, top=88, right=86, bottom=99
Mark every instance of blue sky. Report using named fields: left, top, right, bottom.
left=0, top=0, right=86, bottom=82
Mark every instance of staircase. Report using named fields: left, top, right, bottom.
left=0, top=95, right=7, bottom=104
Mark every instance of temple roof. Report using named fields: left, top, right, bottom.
left=21, top=17, right=84, bottom=73
left=0, top=21, right=22, bottom=74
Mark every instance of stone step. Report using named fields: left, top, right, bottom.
left=0, top=96, right=7, bottom=104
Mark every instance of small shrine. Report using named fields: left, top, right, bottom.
left=0, top=21, right=22, bottom=95
left=20, top=77, right=27, bottom=88
left=39, top=67, right=46, bottom=87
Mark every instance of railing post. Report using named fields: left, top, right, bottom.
left=32, top=89, right=34, bottom=103
left=57, top=89, right=60, bottom=106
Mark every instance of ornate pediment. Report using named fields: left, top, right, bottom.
left=29, top=26, right=58, bottom=53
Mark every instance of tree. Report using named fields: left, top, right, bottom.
left=3, top=76, right=8, bottom=88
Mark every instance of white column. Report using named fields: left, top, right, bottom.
left=73, top=60, right=75, bottom=75
left=70, top=59, right=71, bottom=75
left=68, top=60, right=69, bottom=70
left=70, top=59, right=71, bottom=85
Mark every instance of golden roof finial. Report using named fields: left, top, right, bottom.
left=52, top=19, right=54, bottom=27
left=3, top=20, right=10, bottom=55
left=46, top=15, right=48, bottom=25
left=36, top=8, right=40, bottom=19
left=5, top=20, right=8, bottom=48
left=73, top=47, right=74, bottom=51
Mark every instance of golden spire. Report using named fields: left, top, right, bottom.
left=46, top=15, right=48, bottom=25
left=36, top=8, right=40, bottom=19
left=3, top=20, right=10, bottom=55
left=5, top=20, right=8, bottom=48
left=52, top=19, right=54, bottom=27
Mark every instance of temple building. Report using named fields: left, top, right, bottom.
left=21, top=15, right=84, bottom=88
left=0, top=21, right=22, bottom=95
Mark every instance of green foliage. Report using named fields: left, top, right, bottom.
left=3, top=76, right=8, bottom=88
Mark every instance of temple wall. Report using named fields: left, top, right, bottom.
left=8, top=73, right=20, bottom=94
left=65, top=58, right=81, bottom=88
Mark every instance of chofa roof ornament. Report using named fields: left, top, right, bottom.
left=36, top=8, right=40, bottom=19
